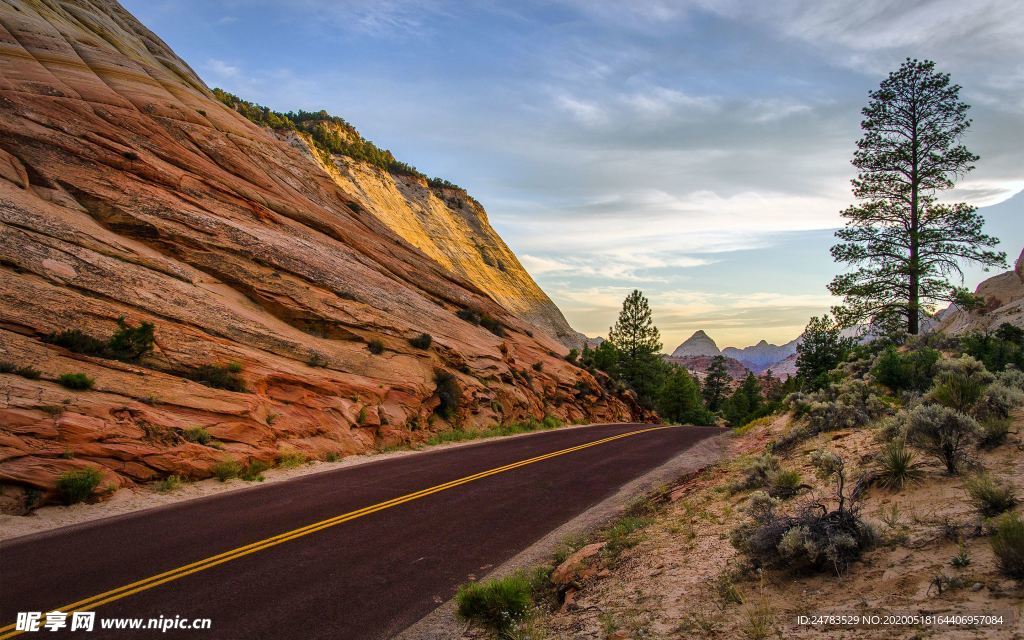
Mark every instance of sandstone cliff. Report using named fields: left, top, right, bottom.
left=0, top=0, right=646, bottom=509
left=936, top=247, right=1024, bottom=334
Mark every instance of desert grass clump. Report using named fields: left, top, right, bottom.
left=990, top=512, right=1024, bottom=578
left=277, top=450, right=309, bottom=469
left=875, top=439, right=924, bottom=490
left=241, top=460, right=270, bottom=481
left=455, top=571, right=533, bottom=633
left=409, top=333, right=432, bottom=349
left=58, top=372, right=94, bottom=390
left=768, top=469, right=803, bottom=500
left=978, top=418, right=1011, bottom=449
left=212, top=459, right=243, bottom=481
left=183, top=427, right=211, bottom=445
left=964, top=473, right=1018, bottom=518
left=157, top=475, right=183, bottom=493
left=904, top=403, right=978, bottom=474
left=57, top=467, right=102, bottom=504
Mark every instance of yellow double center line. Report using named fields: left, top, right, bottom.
left=0, top=426, right=668, bottom=638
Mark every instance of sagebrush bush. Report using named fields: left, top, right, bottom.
left=455, top=571, right=533, bottom=632
left=904, top=404, right=978, bottom=474
left=782, top=378, right=888, bottom=451
left=57, top=467, right=102, bottom=504
left=732, top=453, right=780, bottom=493
left=927, top=356, right=994, bottom=413
left=995, top=366, right=1024, bottom=390
left=732, top=453, right=873, bottom=575
left=58, top=373, right=94, bottom=390
left=991, top=512, right=1024, bottom=578
left=964, top=473, right=1018, bottom=518
left=875, top=439, right=924, bottom=490
left=973, top=382, right=1024, bottom=421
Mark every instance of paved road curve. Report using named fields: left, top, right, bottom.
left=0, top=423, right=719, bottom=639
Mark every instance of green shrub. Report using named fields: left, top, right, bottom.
left=46, top=317, right=154, bottom=362
left=768, top=469, right=802, bottom=500
left=990, top=512, right=1024, bottom=578
left=479, top=313, right=504, bottom=337
left=964, top=473, right=1018, bottom=517
left=456, top=308, right=481, bottom=324
left=872, top=346, right=939, bottom=391
left=974, top=382, right=1024, bottom=421
left=16, top=365, right=42, bottom=379
left=455, top=571, right=533, bottom=632
left=58, top=373, right=94, bottom=390
left=183, top=427, right=212, bottom=445
left=996, top=366, right=1024, bottom=390
left=409, top=333, right=432, bottom=349
left=732, top=453, right=781, bottom=494
left=57, top=467, right=102, bottom=504
left=927, top=356, right=994, bottom=413
left=904, top=404, right=978, bottom=474
left=46, top=329, right=107, bottom=356
left=212, top=459, right=243, bottom=481
left=962, top=324, right=1024, bottom=372
left=434, top=370, right=461, bottom=420
left=979, top=418, right=1011, bottom=449
left=241, top=460, right=270, bottom=481
left=157, top=475, right=182, bottom=493
left=542, top=414, right=561, bottom=429
left=106, top=317, right=155, bottom=361
left=277, top=451, right=309, bottom=468
left=189, top=364, right=246, bottom=392
left=0, top=361, right=43, bottom=379
left=875, top=439, right=924, bottom=490
left=367, top=339, right=385, bottom=355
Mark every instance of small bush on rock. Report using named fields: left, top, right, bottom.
left=904, top=404, right=978, bottom=474
left=434, top=370, right=461, bottom=420
left=190, top=364, right=246, bottom=392
left=58, top=373, right=94, bottom=390
left=367, top=339, right=385, bottom=355
left=57, top=467, right=102, bottom=504
left=409, top=333, right=432, bottom=349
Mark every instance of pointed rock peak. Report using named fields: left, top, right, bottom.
left=671, top=330, right=721, bottom=358
left=755, top=339, right=769, bottom=346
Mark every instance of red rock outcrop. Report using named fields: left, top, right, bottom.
left=0, top=0, right=649, bottom=508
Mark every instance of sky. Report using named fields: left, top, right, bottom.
left=125, top=0, right=1024, bottom=350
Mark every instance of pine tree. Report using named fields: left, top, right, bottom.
left=796, top=315, right=853, bottom=391
left=608, top=290, right=665, bottom=406
left=829, top=59, right=1005, bottom=335
left=702, top=355, right=730, bottom=411
left=657, top=367, right=711, bottom=425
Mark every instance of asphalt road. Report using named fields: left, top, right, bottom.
left=0, top=423, right=719, bottom=639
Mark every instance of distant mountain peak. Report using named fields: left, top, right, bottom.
left=671, top=330, right=721, bottom=358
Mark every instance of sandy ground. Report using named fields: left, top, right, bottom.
left=526, top=413, right=1024, bottom=639
left=0, top=422, right=620, bottom=542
